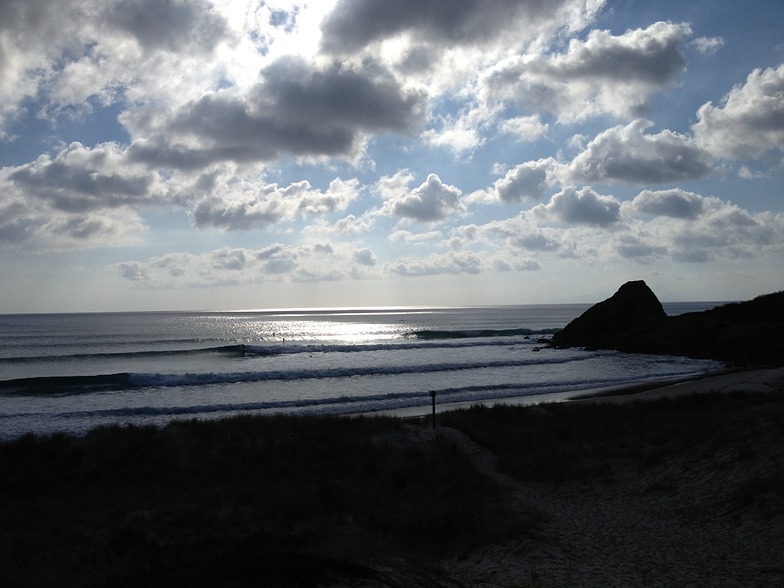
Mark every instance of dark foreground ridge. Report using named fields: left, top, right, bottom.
left=550, top=280, right=784, bottom=366
left=2, top=392, right=783, bottom=587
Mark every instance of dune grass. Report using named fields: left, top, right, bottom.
left=0, top=414, right=516, bottom=587
left=440, top=391, right=784, bottom=493
left=2, top=390, right=783, bottom=586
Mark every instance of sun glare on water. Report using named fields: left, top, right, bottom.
left=257, top=320, right=405, bottom=344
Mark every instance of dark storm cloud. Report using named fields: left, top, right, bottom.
left=320, top=0, right=572, bottom=53
left=127, top=57, right=426, bottom=169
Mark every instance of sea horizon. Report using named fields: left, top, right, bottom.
left=0, top=298, right=731, bottom=317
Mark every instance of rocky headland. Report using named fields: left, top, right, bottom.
left=551, top=280, right=784, bottom=367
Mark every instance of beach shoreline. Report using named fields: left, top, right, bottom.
left=363, top=365, right=784, bottom=420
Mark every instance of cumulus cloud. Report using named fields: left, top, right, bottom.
left=320, top=0, right=604, bottom=54
left=631, top=188, right=711, bottom=219
left=485, top=21, right=691, bottom=121
left=379, top=171, right=465, bottom=222
left=104, top=0, right=228, bottom=55
left=498, top=115, right=549, bottom=142
left=484, top=158, right=558, bottom=203
left=613, top=232, right=668, bottom=260
left=125, top=57, right=427, bottom=168
left=191, top=177, right=359, bottom=231
left=484, top=213, right=563, bottom=253
left=568, top=119, right=712, bottom=184
left=615, top=192, right=784, bottom=264
left=537, top=186, right=621, bottom=226
left=0, top=0, right=232, bottom=131
left=389, top=229, right=443, bottom=244
left=388, top=250, right=485, bottom=276
left=116, top=242, right=356, bottom=288
left=7, top=142, right=164, bottom=212
left=0, top=189, right=146, bottom=249
left=693, top=64, right=784, bottom=160
left=353, top=248, right=377, bottom=266
left=668, top=204, right=783, bottom=262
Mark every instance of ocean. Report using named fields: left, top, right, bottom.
left=0, top=303, right=724, bottom=441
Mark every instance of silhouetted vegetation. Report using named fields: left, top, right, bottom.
left=0, top=414, right=515, bottom=587
left=442, top=391, right=784, bottom=496
left=2, top=390, right=783, bottom=586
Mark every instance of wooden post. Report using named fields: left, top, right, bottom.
left=430, top=390, right=437, bottom=429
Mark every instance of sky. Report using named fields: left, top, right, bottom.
left=1, top=0, right=783, bottom=312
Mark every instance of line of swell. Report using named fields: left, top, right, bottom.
left=0, top=344, right=250, bottom=364
left=0, top=352, right=603, bottom=395
left=0, top=335, right=547, bottom=363
left=2, top=369, right=706, bottom=422
left=407, top=328, right=559, bottom=340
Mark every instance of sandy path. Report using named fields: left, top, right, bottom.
left=420, top=413, right=784, bottom=586
left=361, top=370, right=784, bottom=587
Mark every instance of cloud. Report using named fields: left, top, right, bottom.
left=485, top=21, right=691, bottom=120
left=0, top=0, right=233, bottom=131
left=537, top=186, right=621, bottom=226
left=125, top=57, right=427, bottom=168
left=353, top=248, right=377, bottom=266
left=389, top=229, right=443, bottom=244
left=379, top=171, right=465, bottom=222
left=485, top=158, right=558, bottom=203
left=0, top=188, right=146, bottom=249
left=421, top=106, right=488, bottom=154
left=617, top=193, right=784, bottom=263
left=693, top=64, right=784, bottom=160
left=116, top=242, right=355, bottom=287
left=7, top=142, right=164, bottom=213
left=387, top=250, right=485, bottom=276
left=0, top=0, right=88, bottom=128
left=320, top=0, right=604, bottom=54
left=498, top=115, right=549, bottom=142
left=667, top=204, right=782, bottom=262
left=104, top=0, right=229, bottom=54
left=631, top=188, right=711, bottom=219
left=211, top=248, right=249, bottom=271
left=484, top=213, right=563, bottom=253
left=191, top=177, right=360, bottom=231
left=613, top=233, right=668, bottom=261
left=690, top=36, right=724, bottom=56
left=568, top=119, right=712, bottom=184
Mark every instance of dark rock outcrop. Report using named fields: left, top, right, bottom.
left=551, top=280, right=784, bottom=367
